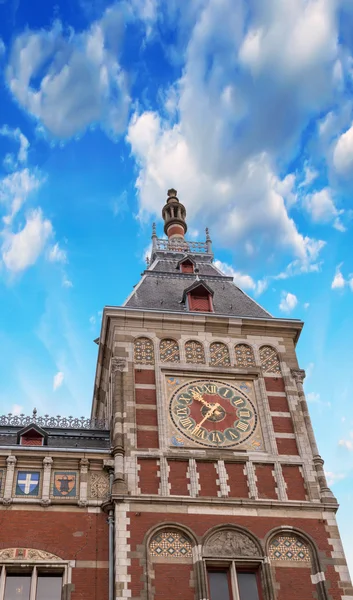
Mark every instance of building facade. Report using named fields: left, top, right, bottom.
left=0, top=189, right=352, bottom=600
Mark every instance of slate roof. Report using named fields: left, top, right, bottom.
left=0, top=426, right=110, bottom=449
left=125, top=252, right=271, bottom=319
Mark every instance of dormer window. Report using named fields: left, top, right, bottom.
left=17, top=424, right=47, bottom=446
left=182, top=281, right=214, bottom=313
left=178, top=256, right=196, bottom=274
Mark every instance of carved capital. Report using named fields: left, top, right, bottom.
left=111, top=357, right=126, bottom=373
left=3, top=498, right=12, bottom=506
left=204, top=529, right=260, bottom=558
left=40, top=498, right=51, bottom=507
left=6, top=455, right=16, bottom=468
left=78, top=499, right=88, bottom=508
left=291, top=369, right=306, bottom=384
left=80, top=458, right=89, bottom=474
left=43, top=457, right=53, bottom=469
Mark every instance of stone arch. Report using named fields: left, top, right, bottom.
left=202, top=524, right=263, bottom=558
left=0, top=548, right=64, bottom=561
left=209, top=341, right=231, bottom=367
left=234, top=343, right=256, bottom=367
left=185, top=340, right=205, bottom=364
left=134, top=336, right=155, bottom=365
left=259, top=345, right=281, bottom=374
left=159, top=338, right=180, bottom=363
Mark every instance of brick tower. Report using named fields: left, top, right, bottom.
left=91, top=189, right=351, bottom=600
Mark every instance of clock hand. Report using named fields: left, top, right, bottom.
left=193, top=402, right=221, bottom=431
left=190, top=390, right=213, bottom=409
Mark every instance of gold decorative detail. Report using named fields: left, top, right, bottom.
left=160, top=339, right=180, bottom=363
left=0, top=548, right=62, bottom=561
left=204, top=530, right=260, bottom=557
left=234, top=344, right=255, bottom=367
left=89, top=472, right=110, bottom=499
left=134, top=337, right=154, bottom=365
left=269, top=535, right=311, bottom=562
left=259, top=345, right=281, bottom=374
left=149, top=531, right=192, bottom=558
left=185, top=340, right=205, bottom=364
left=210, top=342, right=230, bottom=367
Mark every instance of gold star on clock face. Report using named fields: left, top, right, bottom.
left=169, top=379, right=258, bottom=448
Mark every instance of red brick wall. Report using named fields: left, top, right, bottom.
left=255, top=464, right=277, bottom=500
left=138, top=458, right=160, bottom=494
left=169, top=460, right=190, bottom=496
left=272, top=417, right=294, bottom=433
left=274, top=566, right=315, bottom=600
left=135, top=368, right=159, bottom=449
left=225, top=462, right=249, bottom=498
left=0, top=510, right=108, bottom=600
left=264, top=377, right=285, bottom=392
left=136, top=430, right=159, bottom=449
left=282, top=465, right=307, bottom=500
left=197, top=462, right=219, bottom=497
left=276, top=438, right=299, bottom=456
left=153, top=564, right=194, bottom=600
left=136, top=409, right=158, bottom=427
left=268, top=396, right=289, bottom=412
left=134, top=369, right=156, bottom=384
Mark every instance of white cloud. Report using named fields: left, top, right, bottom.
left=1, top=208, right=53, bottom=272
left=331, top=264, right=346, bottom=289
left=89, top=315, right=96, bottom=325
left=11, top=403, right=23, bottom=415
left=325, top=471, right=346, bottom=486
left=307, top=391, right=331, bottom=407
left=279, top=291, right=298, bottom=313
left=53, top=371, right=64, bottom=391
left=0, top=125, right=29, bottom=165
left=304, top=188, right=344, bottom=230
left=62, top=278, right=73, bottom=288
left=0, top=38, right=5, bottom=57
left=48, top=243, right=67, bottom=263
left=339, top=439, right=353, bottom=451
left=306, top=362, right=314, bottom=378
left=6, top=8, right=130, bottom=139
left=304, top=302, right=310, bottom=309
left=333, top=122, right=353, bottom=177
left=214, top=259, right=267, bottom=295
left=0, top=168, right=43, bottom=224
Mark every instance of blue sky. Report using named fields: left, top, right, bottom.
left=0, top=0, right=353, bottom=572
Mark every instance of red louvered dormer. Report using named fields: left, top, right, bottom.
left=185, top=282, right=214, bottom=312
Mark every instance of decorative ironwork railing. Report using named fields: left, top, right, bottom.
left=0, top=411, right=108, bottom=430
left=155, top=238, right=208, bottom=253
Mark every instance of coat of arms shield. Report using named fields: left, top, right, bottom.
left=53, top=472, right=77, bottom=497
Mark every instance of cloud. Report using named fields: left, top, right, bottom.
left=6, top=8, right=130, bottom=140
left=325, top=471, right=346, bottom=486
left=0, top=38, right=5, bottom=58
left=331, top=264, right=346, bottom=289
left=307, top=391, right=331, bottom=407
left=339, top=438, right=353, bottom=451
left=279, top=291, right=298, bottom=313
left=304, top=188, right=345, bottom=230
left=1, top=208, right=53, bottom=272
left=53, top=371, right=64, bottom=391
left=62, top=277, right=73, bottom=288
left=0, top=168, right=43, bottom=224
left=333, top=122, right=353, bottom=177
left=48, top=242, right=67, bottom=263
left=10, top=403, right=23, bottom=415
left=214, top=259, right=267, bottom=295
left=0, top=125, right=29, bottom=165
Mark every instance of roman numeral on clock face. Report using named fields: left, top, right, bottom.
left=202, top=384, right=217, bottom=394
left=236, top=420, right=249, bottom=432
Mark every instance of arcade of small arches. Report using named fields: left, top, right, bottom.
left=133, top=337, right=281, bottom=373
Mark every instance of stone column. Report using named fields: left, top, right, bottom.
left=291, top=369, right=336, bottom=502
left=111, top=357, right=128, bottom=494
left=78, top=459, right=89, bottom=507
left=188, top=459, right=199, bottom=497
left=273, top=461, right=287, bottom=501
left=245, top=461, right=258, bottom=500
left=41, top=457, right=53, bottom=506
left=3, top=455, right=16, bottom=504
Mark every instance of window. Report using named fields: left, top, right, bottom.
left=1, top=569, right=62, bottom=600
left=180, top=259, right=194, bottom=273
left=207, top=567, right=261, bottom=600
left=20, top=430, right=44, bottom=446
left=188, top=288, right=213, bottom=312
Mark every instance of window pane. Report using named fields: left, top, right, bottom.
left=4, top=575, right=31, bottom=600
left=36, top=576, right=62, bottom=600
left=208, top=571, right=232, bottom=600
left=237, top=573, right=260, bottom=600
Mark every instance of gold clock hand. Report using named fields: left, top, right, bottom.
left=193, top=402, right=221, bottom=431
left=190, top=390, right=213, bottom=409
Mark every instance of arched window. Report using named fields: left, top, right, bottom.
left=210, top=342, right=231, bottom=367
left=159, top=339, right=180, bottom=363
left=185, top=340, right=205, bottom=364
left=149, top=529, right=193, bottom=559
left=134, top=337, right=154, bottom=365
left=259, top=345, right=281, bottom=374
left=269, top=533, right=311, bottom=563
left=234, top=344, right=255, bottom=367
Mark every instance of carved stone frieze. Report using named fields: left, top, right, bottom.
left=0, top=548, right=62, bottom=561
left=89, top=472, right=110, bottom=499
left=111, top=357, right=127, bottom=372
left=204, top=530, right=260, bottom=557
left=291, top=369, right=306, bottom=384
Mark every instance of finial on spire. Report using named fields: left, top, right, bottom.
left=162, top=188, right=187, bottom=240
left=151, top=222, right=157, bottom=251
left=205, top=227, right=212, bottom=254
left=32, top=407, right=37, bottom=422
left=146, top=255, right=150, bottom=266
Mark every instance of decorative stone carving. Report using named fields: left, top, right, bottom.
left=43, top=457, right=53, bottom=471
left=210, top=342, right=231, bottom=367
left=111, top=357, right=127, bottom=373
left=89, top=472, right=110, bottom=499
left=40, top=498, right=51, bottom=507
left=291, top=369, right=306, bottom=384
left=234, top=344, right=256, bottom=368
left=204, top=530, right=260, bottom=557
left=134, top=338, right=154, bottom=365
left=159, top=339, right=180, bottom=363
left=259, top=346, right=281, bottom=374
left=0, top=548, right=62, bottom=561
left=185, top=340, right=205, bottom=364
left=80, top=458, right=89, bottom=474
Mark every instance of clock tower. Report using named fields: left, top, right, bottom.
left=93, top=190, right=352, bottom=600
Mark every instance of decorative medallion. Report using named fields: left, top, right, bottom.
left=15, top=471, right=40, bottom=496
left=53, top=471, right=77, bottom=497
left=134, top=337, right=154, bottom=365
left=160, top=339, right=180, bottom=363
left=234, top=344, right=255, bottom=367
left=269, top=535, right=311, bottom=563
left=210, top=342, right=231, bottom=367
left=259, top=346, right=281, bottom=374
left=149, top=531, right=192, bottom=558
left=89, top=472, right=110, bottom=499
left=204, top=530, right=260, bottom=557
left=169, top=379, right=258, bottom=448
left=185, top=340, right=205, bottom=364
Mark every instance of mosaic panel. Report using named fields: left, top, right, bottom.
left=160, top=339, right=180, bottom=363
left=15, top=471, right=40, bottom=497
left=269, top=535, right=311, bottom=563
left=52, top=471, right=77, bottom=497
left=234, top=344, right=256, bottom=367
left=210, top=342, right=231, bottom=367
left=134, top=337, right=154, bottom=365
left=259, top=345, right=281, bottom=374
left=149, top=531, right=193, bottom=558
left=185, top=340, right=205, bottom=364
left=89, top=472, right=110, bottom=499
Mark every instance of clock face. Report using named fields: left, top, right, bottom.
left=169, top=379, right=257, bottom=448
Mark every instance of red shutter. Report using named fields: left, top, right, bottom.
left=181, top=262, right=194, bottom=273
left=190, top=295, right=210, bottom=312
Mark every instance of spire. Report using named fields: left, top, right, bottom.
left=162, top=189, right=187, bottom=240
